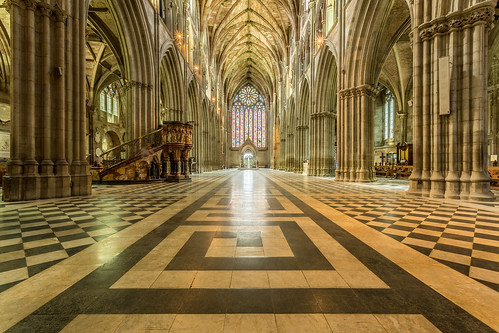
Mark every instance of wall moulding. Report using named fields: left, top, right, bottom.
left=339, top=84, right=378, bottom=100
left=419, top=3, right=495, bottom=41
left=4, top=0, right=68, bottom=22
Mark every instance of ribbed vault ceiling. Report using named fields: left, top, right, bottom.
left=201, top=0, right=296, bottom=101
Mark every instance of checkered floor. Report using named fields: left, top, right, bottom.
left=271, top=173, right=410, bottom=196
left=92, top=173, right=228, bottom=196
left=1, top=170, right=498, bottom=295
left=0, top=194, right=184, bottom=292
left=317, top=193, right=499, bottom=291
left=0, top=172, right=232, bottom=293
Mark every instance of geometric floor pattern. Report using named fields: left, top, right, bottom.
left=0, top=170, right=498, bottom=332
left=0, top=194, right=185, bottom=293
left=0, top=173, right=230, bottom=294
left=318, top=194, right=499, bottom=291
left=271, top=173, right=499, bottom=291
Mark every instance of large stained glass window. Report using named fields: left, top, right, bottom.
left=231, top=85, right=266, bottom=148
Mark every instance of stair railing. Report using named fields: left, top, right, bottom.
left=98, top=128, right=163, bottom=169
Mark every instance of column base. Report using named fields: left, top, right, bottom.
left=429, top=172, right=445, bottom=199
left=421, top=170, right=431, bottom=197
left=2, top=160, right=23, bottom=202
left=444, top=171, right=461, bottom=199
left=55, top=161, right=71, bottom=198
left=71, top=174, right=93, bottom=196
left=459, top=172, right=471, bottom=200
left=469, top=171, right=495, bottom=201
left=407, top=170, right=422, bottom=196
left=166, top=175, right=192, bottom=182
left=347, top=168, right=356, bottom=182
left=39, top=160, right=56, bottom=199
left=22, top=160, right=41, bottom=201
left=2, top=175, right=23, bottom=202
left=356, top=168, right=375, bottom=182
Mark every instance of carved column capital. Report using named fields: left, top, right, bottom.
left=419, top=4, right=495, bottom=40
left=24, top=0, right=37, bottom=11
left=52, top=4, right=67, bottom=23
left=4, top=0, right=26, bottom=11
left=37, top=2, right=52, bottom=17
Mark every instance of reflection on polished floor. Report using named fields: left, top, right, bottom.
left=0, top=170, right=498, bottom=332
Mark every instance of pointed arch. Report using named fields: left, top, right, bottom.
left=160, top=45, right=184, bottom=122
left=315, top=45, right=337, bottom=115
left=298, top=78, right=310, bottom=127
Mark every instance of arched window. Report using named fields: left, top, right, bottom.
left=384, top=90, right=394, bottom=141
left=231, top=85, right=266, bottom=148
left=100, top=87, right=119, bottom=124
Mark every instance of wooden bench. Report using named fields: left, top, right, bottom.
left=395, top=165, right=413, bottom=179
left=375, top=165, right=413, bottom=179
left=375, top=165, right=395, bottom=178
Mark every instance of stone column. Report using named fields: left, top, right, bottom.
left=409, top=1, right=494, bottom=201
left=3, top=1, right=25, bottom=201
left=421, top=25, right=431, bottom=197
left=280, top=138, right=286, bottom=170
left=470, top=18, right=493, bottom=201
left=445, top=27, right=460, bottom=199
left=21, top=0, right=40, bottom=200
left=3, top=0, right=91, bottom=201
left=429, top=34, right=444, bottom=198
left=323, top=112, right=335, bottom=176
left=287, top=132, right=294, bottom=171
left=170, top=149, right=180, bottom=176
left=335, top=91, right=345, bottom=181
left=309, top=116, right=317, bottom=176
left=335, top=86, right=375, bottom=183
left=408, top=23, right=424, bottom=195
left=181, top=150, right=189, bottom=176
left=346, top=90, right=354, bottom=181
left=56, top=4, right=70, bottom=198
left=38, top=3, right=54, bottom=199
left=73, top=0, right=92, bottom=197
left=357, top=86, right=376, bottom=182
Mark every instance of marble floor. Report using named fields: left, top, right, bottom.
left=0, top=170, right=498, bottom=332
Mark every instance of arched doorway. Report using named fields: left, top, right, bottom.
left=239, top=139, right=258, bottom=169
left=242, top=151, right=256, bottom=169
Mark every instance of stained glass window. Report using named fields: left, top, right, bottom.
left=231, top=85, right=266, bottom=148
left=384, top=91, right=394, bottom=141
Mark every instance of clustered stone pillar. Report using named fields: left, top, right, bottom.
left=3, top=0, right=91, bottom=202
left=309, top=112, right=335, bottom=176
left=295, top=125, right=307, bottom=173
left=279, top=138, right=286, bottom=170
left=286, top=132, right=295, bottom=171
left=335, top=85, right=376, bottom=182
left=408, top=2, right=495, bottom=201
left=129, top=81, right=155, bottom=139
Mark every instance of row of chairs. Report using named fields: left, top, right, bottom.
left=375, top=165, right=499, bottom=185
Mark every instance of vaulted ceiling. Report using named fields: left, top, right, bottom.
left=201, top=0, right=298, bottom=101
left=85, top=0, right=123, bottom=99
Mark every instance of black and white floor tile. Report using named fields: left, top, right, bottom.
left=0, top=192, right=188, bottom=292
left=0, top=170, right=497, bottom=332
